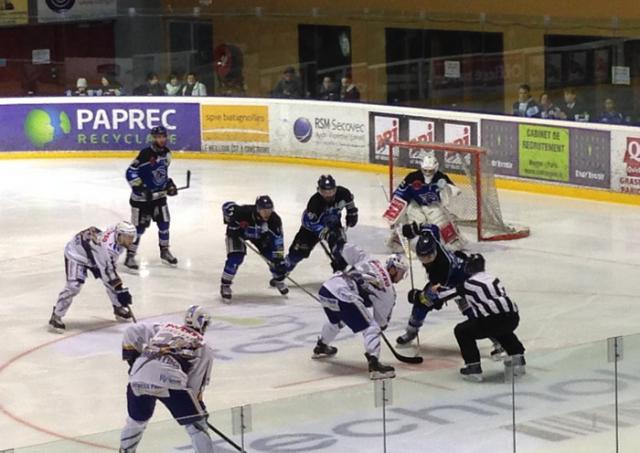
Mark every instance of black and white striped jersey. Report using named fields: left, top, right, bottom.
left=438, top=271, right=518, bottom=318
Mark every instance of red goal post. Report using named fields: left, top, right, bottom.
left=387, top=140, right=530, bottom=242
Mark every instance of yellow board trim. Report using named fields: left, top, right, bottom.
left=1, top=150, right=639, bottom=206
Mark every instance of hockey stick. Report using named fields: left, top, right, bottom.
left=244, top=240, right=423, bottom=364
left=206, top=421, right=244, bottom=452
left=177, top=169, right=191, bottom=191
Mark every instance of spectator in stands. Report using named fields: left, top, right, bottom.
left=539, top=92, right=562, bottom=119
left=270, top=66, right=303, bottom=99
left=133, top=73, right=164, bottom=96
left=66, top=78, right=93, bottom=96
left=558, top=87, right=590, bottom=122
left=318, top=76, right=339, bottom=101
left=97, top=75, right=122, bottom=96
left=180, top=72, right=207, bottom=96
left=597, top=98, right=628, bottom=124
left=340, top=74, right=360, bottom=102
left=511, top=84, right=540, bottom=118
left=165, top=74, right=182, bottom=96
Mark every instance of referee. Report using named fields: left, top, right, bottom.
left=436, top=254, right=525, bottom=382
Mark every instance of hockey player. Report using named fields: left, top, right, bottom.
left=383, top=153, right=463, bottom=250
left=285, top=174, right=358, bottom=273
left=425, top=254, right=526, bottom=381
left=220, top=195, right=288, bottom=301
left=49, top=221, right=137, bottom=332
left=395, top=223, right=468, bottom=345
left=314, top=243, right=408, bottom=379
left=119, top=305, right=215, bottom=452
left=125, top=126, right=179, bottom=270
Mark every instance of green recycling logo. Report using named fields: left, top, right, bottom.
left=24, top=108, right=72, bottom=147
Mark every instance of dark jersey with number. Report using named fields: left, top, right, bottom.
left=394, top=170, right=453, bottom=207
left=302, top=186, right=356, bottom=234
left=126, top=145, right=172, bottom=202
left=222, top=203, right=284, bottom=256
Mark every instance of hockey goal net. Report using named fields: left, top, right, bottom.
left=388, top=141, right=529, bottom=241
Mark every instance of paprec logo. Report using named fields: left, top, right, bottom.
left=293, top=117, right=312, bottom=143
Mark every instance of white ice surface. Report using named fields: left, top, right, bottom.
left=1, top=158, right=639, bottom=452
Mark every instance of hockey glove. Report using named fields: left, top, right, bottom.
left=166, top=178, right=178, bottom=196
left=402, top=222, right=421, bottom=239
left=346, top=209, right=359, bottom=228
left=408, top=289, right=423, bottom=305
left=117, top=288, right=132, bottom=306
left=324, top=213, right=341, bottom=230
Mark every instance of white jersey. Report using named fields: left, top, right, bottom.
left=64, top=225, right=125, bottom=286
left=324, top=243, right=397, bottom=328
left=123, top=322, right=214, bottom=398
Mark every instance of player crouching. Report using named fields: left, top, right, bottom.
left=220, top=195, right=288, bottom=301
left=314, top=243, right=408, bottom=380
left=425, top=254, right=526, bottom=382
left=120, top=305, right=215, bottom=453
left=49, top=222, right=137, bottom=332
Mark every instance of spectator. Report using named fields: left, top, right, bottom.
left=539, top=92, right=561, bottom=119
left=165, top=74, right=182, bottom=96
left=511, top=84, right=540, bottom=118
left=97, top=75, right=122, bottom=96
left=180, top=72, right=207, bottom=96
left=558, top=87, right=590, bottom=122
left=318, top=76, right=339, bottom=101
left=270, top=66, right=303, bottom=99
left=66, top=78, right=93, bottom=96
left=133, top=73, right=164, bottom=96
left=340, top=74, right=360, bottom=102
left=597, top=98, right=628, bottom=124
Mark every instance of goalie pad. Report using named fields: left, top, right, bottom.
left=382, top=196, right=408, bottom=225
left=407, top=203, right=465, bottom=249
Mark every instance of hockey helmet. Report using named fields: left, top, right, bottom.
left=185, top=305, right=211, bottom=334
left=115, top=221, right=137, bottom=246
left=464, top=253, right=485, bottom=275
left=255, top=195, right=274, bottom=210
left=317, top=174, right=337, bottom=200
left=415, top=234, right=437, bottom=264
left=385, top=254, right=408, bottom=282
left=420, top=153, right=439, bottom=179
left=151, top=126, right=168, bottom=137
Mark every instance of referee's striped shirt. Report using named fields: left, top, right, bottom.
left=438, top=272, right=518, bottom=318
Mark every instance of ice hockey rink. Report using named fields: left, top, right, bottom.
left=1, top=157, right=640, bottom=452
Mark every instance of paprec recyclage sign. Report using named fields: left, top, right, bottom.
left=0, top=102, right=201, bottom=151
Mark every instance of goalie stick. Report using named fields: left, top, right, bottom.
left=243, top=239, right=423, bottom=364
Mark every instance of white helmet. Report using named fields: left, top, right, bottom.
left=386, top=254, right=408, bottom=281
left=184, top=305, right=211, bottom=334
left=116, top=221, right=137, bottom=239
left=420, top=154, right=439, bottom=181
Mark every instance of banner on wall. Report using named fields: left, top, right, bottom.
left=201, top=104, right=270, bottom=154
left=482, top=119, right=610, bottom=188
left=276, top=103, right=368, bottom=161
left=368, top=111, right=478, bottom=173
left=0, top=0, right=28, bottom=25
left=37, top=0, right=116, bottom=22
left=611, top=132, right=640, bottom=194
left=0, top=103, right=201, bottom=151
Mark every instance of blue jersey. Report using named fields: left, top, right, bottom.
left=420, top=225, right=468, bottom=289
left=301, top=186, right=356, bottom=235
left=394, top=170, right=454, bottom=207
left=126, top=145, right=172, bottom=202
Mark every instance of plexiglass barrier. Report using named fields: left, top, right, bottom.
left=10, top=333, right=640, bottom=452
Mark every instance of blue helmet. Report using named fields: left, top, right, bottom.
left=151, top=126, right=167, bottom=136
left=415, top=234, right=437, bottom=257
left=464, top=254, right=485, bottom=275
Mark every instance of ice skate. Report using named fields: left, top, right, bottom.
left=113, top=305, right=133, bottom=322
left=396, top=327, right=418, bottom=346
left=365, top=353, right=395, bottom=380
left=48, top=309, right=65, bottom=333
left=220, top=283, right=232, bottom=302
left=504, top=354, right=526, bottom=377
left=160, top=247, right=178, bottom=266
left=124, top=252, right=139, bottom=271
left=460, top=363, right=483, bottom=382
left=490, top=344, right=506, bottom=361
left=312, top=338, right=338, bottom=359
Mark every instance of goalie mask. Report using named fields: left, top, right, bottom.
left=420, top=154, right=439, bottom=183
left=184, top=305, right=211, bottom=334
